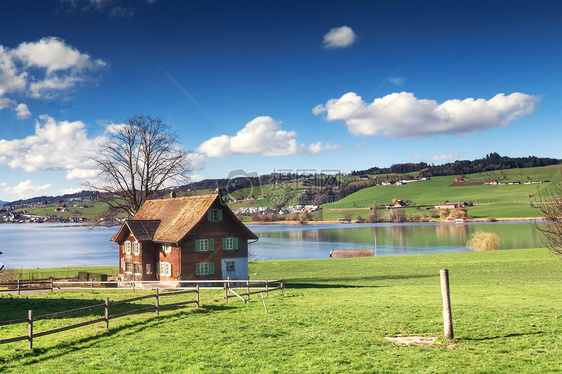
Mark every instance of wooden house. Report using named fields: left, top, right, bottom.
left=110, top=193, right=258, bottom=282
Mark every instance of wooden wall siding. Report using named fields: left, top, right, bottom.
left=178, top=202, right=251, bottom=280
left=158, top=244, right=180, bottom=281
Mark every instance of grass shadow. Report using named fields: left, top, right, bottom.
left=462, top=331, right=545, bottom=341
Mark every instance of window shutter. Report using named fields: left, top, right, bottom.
left=209, top=262, right=215, bottom=275
left=207, top=211, right=212, bottom=221
left=195, top=239, right=200, bottom=252
left=196, top=263, right=200, bottom=276
left=218, top=210, right=223, bottom=221
left=209, top=239, right=214, bottom=251
left=169, top=264, right=172, bottom=277
left=234, top=238, right=239, bottom=250
left=156, top=262, right=160, bottom=274
left=222, top=238, right=226, bottom=249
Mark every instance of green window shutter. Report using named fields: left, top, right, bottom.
left=207, top=211, right=212, bottom=221
left=218, top=210, right=223, bottom=221
left=222, top=238, right=226, bottom=249
left=209, top=262, right=215, bottom=275
left=195, top=239, right=200, bottom=252
left=209, top=239, right=214, bottom=251
left=234, top=238, right=239, bottom=250
left=196, top=263, right=200, bottom=276
left=156, top=262, right=160, bottom=274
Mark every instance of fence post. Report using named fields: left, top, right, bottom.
left=50, top=278, right=54, bottom=294
left=265, top=280, right=269, bottom=297
left=105, top=297, right=109, bottom=329
left=90, top=281, right=93, bottom=293
left=196, top=285, right=199, bottom=308
left=133, top=281, right=136, bottom=293
left=224, top=282, right=228, bottom=303
left=246, top=280, right=250, bottom=300
left=280, top=276, right=284, bottom=294
left=440, top=268, right=454, bottom=340
left=227, top=276, right=230, bottom=290
left=155, top=288, right=160, bottom=315
left=18, top=279, right=21, bottom=296
left=27, top=310, right=33, bottom=350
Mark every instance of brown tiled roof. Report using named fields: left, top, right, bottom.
left=329, top=249, right=374, bottom=258
left=126, top=220, right=161, bottom=241
left=111, top=194, right=258, bottom=244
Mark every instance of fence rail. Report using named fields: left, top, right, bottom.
left=0, top=278, right=283, bottom=350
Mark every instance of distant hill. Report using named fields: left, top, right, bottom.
left=0, top=200, right=9, bottom=206
left=350, top=153, right=560, bottom=177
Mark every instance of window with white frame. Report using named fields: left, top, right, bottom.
left=208, top=209, right=223, bottom=222
left=133, top=263, right=142, bottom=274
left=225, top=260, right=235, bottom=271
left=145, top=263, right=153, bottom=274
left=162, top=243, right=173, bottom=253
left=159, top=262, right=172, bottom=277
left=199, top=239, right=209, bottom=252
left=225, top=238, right=234, bottom=250
left=124, top=241, right=132, bottom=254
left=223, top=237, right=238, bottom=250
left=199, top=262, right=210, bottom=275
left=132, top=242, right=141, bottom=255
left=125, top=263, right=133, bottom=273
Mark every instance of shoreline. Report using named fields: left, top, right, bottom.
left=245, top=217, right=544, bottom=225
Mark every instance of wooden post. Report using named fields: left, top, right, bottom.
left=104, top=297, right=109, bottom=328
left=260, top=292, right=268, bottom=314
left=227, top=277, right=230, bottom=291
left=133, top=281, right=136, bottom=293
left=265, top=280, right=269, bottom=297
left=18, top=279, right=21, bottom=296
left=27, top=310, right=33, bottom=350
left=280, top=276, right=284, bottom=294
left=440, top=268, right=454, bottom=340
left=246, top=280, right=250, bottom=300
left=195, top=285, right=199, bottom=308
left=155, top=288, right=160, bottom=315
left=90, top=281, right=93, bottom=293
left=50, top=278, right=54, bottom=294
left=224, top=282, right=228, bottom=303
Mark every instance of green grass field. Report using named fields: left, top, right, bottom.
left=1, top=249, right=561, bottom=373
left=322, top=165, right=562, bottom=219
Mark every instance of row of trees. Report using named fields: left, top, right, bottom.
left=351, top=152, right=560, bottom=178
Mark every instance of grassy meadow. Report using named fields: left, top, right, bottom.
left=1, top=248, right=561, bottom=373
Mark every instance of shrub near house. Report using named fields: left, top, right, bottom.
left=111, top=193, right=258, bottom=282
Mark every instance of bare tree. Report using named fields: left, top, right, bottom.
left=535, top=171, right=562, bottom=256
left=88, top=114, right=192, bottom=217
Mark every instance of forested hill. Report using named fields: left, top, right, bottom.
left=350, top=153, right=560, bottom=177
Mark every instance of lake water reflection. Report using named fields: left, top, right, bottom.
left=0, top=222, right=543, bottom=268
left=247, top=222, right=543, bottom=261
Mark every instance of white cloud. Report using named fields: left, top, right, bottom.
left=313, top=91, right=539, bottom=138
left=197, top=116, right=338, bottom=158
left=0, top=115, right=103, bottom=177
left=410, top=153, right=420, bottom=161
left=4, top=180, right=51, bottom=199
left=389, top=76, right=406, bottom=86
left=0, top=182, right=7, bottom=187
left=323, top=26, right=356, bottom=48
left=0, top=37, right=106, bottom=107
left=426, top=151, right=465, bottom=163
left=189, top=153, right=206, bottom=171
left=59, top=187, right=84, bottom=195
left=15, top=103, right=30, bottom=119
left=14, top=37, right=106, bottom=74
left=0, top=97, right=13, bottom=110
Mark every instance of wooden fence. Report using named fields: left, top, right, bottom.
left=0, top=278, right=283, bottom=350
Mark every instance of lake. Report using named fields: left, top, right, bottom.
left=0, top=222, right=544, bottom=269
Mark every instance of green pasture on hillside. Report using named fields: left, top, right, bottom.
left=1, top=248, right=561, bottom=373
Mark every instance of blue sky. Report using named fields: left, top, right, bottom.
left=0, top=0, right=561, bottom=201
